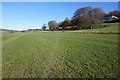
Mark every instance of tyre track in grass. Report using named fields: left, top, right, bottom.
left=41, top=33, right=61, bottom=78
left=38, top=33, right=76, bottom=78
left=2, top=33, right=27, bottom=78
left=3, top=33, right=28, bottom=78
left=41, top=33, right=81, bottom=78
left=3, top=33, right=50, bottom=78
left=4, top=32, right=61, bottom=78
left=2, top=33, right=26, bottom=47
left=38, top=32, right=116, bottom=78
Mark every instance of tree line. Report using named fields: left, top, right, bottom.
left=41, top=6, right=120, bottom=31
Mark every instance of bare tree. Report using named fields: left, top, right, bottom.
left=48, top=20, right=58, bottom=31
left=72, top=6, right=104, bottom=29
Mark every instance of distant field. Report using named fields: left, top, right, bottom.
left=2, top=23, right=119, bottom=78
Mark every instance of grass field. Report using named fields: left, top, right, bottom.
left=2, top=23, right=119, bottom=78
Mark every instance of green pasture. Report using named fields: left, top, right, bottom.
left=2, top=23, right=119, bottom=78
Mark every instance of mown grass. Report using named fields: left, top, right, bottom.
left=2, top=23, right=119, bottom=78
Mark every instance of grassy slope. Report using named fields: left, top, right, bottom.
left=2, top=23, right=119, bottom=78
left=66, top=23, right=119, bottom=33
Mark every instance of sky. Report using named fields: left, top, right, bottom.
left=2, top=2, right=118, bottom=30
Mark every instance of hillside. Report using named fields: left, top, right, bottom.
left=0, top=29, right=19, bottom=32
left=66, top=23, right=119, bottom=34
